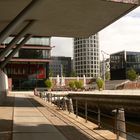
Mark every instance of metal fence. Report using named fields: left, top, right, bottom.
left=35, top=90, right=140, bottom=140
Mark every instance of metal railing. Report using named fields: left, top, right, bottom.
left=35, top=90, right=140, bottom=140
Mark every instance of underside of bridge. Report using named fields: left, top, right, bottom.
left=0, top=0, right=139, bottom=38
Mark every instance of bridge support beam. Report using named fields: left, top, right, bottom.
left=0, top=0, right=40, bottom=44
left=0, top=34, right=32, bottom=69
left=0, top=20, right=35, bottom=61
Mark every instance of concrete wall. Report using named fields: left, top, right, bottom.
left=0, top=69, right=8, bottom=104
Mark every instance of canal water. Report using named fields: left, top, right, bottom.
left=74, top=105, right=140, bottom=140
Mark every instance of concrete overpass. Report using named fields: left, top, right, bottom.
left=0, top=0, right=138, bottom=39
left=0, top=0, right=139, bottom=101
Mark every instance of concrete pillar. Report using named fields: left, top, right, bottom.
left=62, top=97, right=68, bottom=110
left=47, top=92, right=52, bottom=102
left=68, top=98, right=74, bottom=113
left=57, top=96, right=61, bottom=109
left=0, top=69, right=8, bottom=104
left=115, top=108, right=126, bottom=139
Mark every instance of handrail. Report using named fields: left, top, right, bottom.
left=36, top=90, right=140, bottom=140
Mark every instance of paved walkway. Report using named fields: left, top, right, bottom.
left=0, top=92, right=125, bottom=140
left=13, top=93, right=67, bottom=140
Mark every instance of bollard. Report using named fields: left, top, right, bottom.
left=62, top=97, right=68, bottom=110
left=57, top=96, right=61, bottom=109
left=48, top=92, right=51, bottom=102
left=34, top=88, right=37, bottom=95
left=68, top=98, right=74, bottom=114
left=45, top=92, right=47, bottom=102
left=114, top=108, right=126, bottom=140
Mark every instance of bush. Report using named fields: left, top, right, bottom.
left=44, top=79, right=52, bottom=90
left=96, top=77, right=104, bottom=90
left=68, top=81, right=83, bottom=90
left=126, top=68, right=138, bottom=81
left=74, top=81, right=83, bottom=89
left=68, top=81, right=75, bottom=90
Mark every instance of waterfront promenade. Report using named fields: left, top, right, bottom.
left=0, top=92, right=125, bottom=140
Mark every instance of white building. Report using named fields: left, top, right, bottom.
left=73, top=34, right=100, bottom=78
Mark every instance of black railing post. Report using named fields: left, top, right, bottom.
left=98, top=106, right=101, bottom=129
left=76, top=99, right=78, bottom=118
left=85, top=100, right=87, bottom=123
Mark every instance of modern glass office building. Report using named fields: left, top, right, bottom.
left=110, top=51, right=140, bottom=80
left=0, top=36, right=51, bottom=90
left=49, top=56, right=72, bottom=77
left=73, top=34, right=100, bottom=78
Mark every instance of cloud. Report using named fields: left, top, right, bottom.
left=99, top=6, right=140, bottom=57
left=51, top=6, right=140, bottom=59
left=51, top=37, right=73, bottom=57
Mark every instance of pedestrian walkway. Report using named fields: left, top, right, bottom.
left=1, top=92, right=125, bottom=140
left=13, top=93, right=67, bottom=140
left=0, top=94, right=14, bottom=140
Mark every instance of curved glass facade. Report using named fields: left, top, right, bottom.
left=73, top=34, right=100, bottom=78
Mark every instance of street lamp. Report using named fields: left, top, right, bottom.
left=101, top=50, right=110, bottom=89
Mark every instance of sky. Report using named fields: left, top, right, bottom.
left=51, top=6, right=140, bottom=60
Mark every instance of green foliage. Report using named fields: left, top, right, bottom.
left=70, top=71, right=77, bottom=77
left=44, top=79, right=52, bottom=89
left=96, top=77, right=104, bottom=90
left=68, top=80, right=83, bottom=90
left=68, top=81, right=75, bottom=89
left=105, top=71, right=110, bottom=80
left=74, top=81, right=83, bottom=89
left=126, top=68, right=138, bottom=81
left=49, top=68, right=53, bottom=77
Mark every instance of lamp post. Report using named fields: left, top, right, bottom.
left=101, top=50, right=110, bottom=89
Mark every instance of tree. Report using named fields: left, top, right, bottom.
left=74, top=81, right=83, bottom=90
left=68, top=81, right=83, bottom=90
left=70, top=71, right=77, bottom=77
left=96, top=77, right=104, bottom=90
left=126, top=68, right=138, bottom=81
left=68, top=81, right=75, bottom=90
left=49, top=68, right=53, bottom=77
left=105, top=71, right=110, bottom=80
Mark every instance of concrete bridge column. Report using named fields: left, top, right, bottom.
left=0, top=69, right=8, bottom=104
